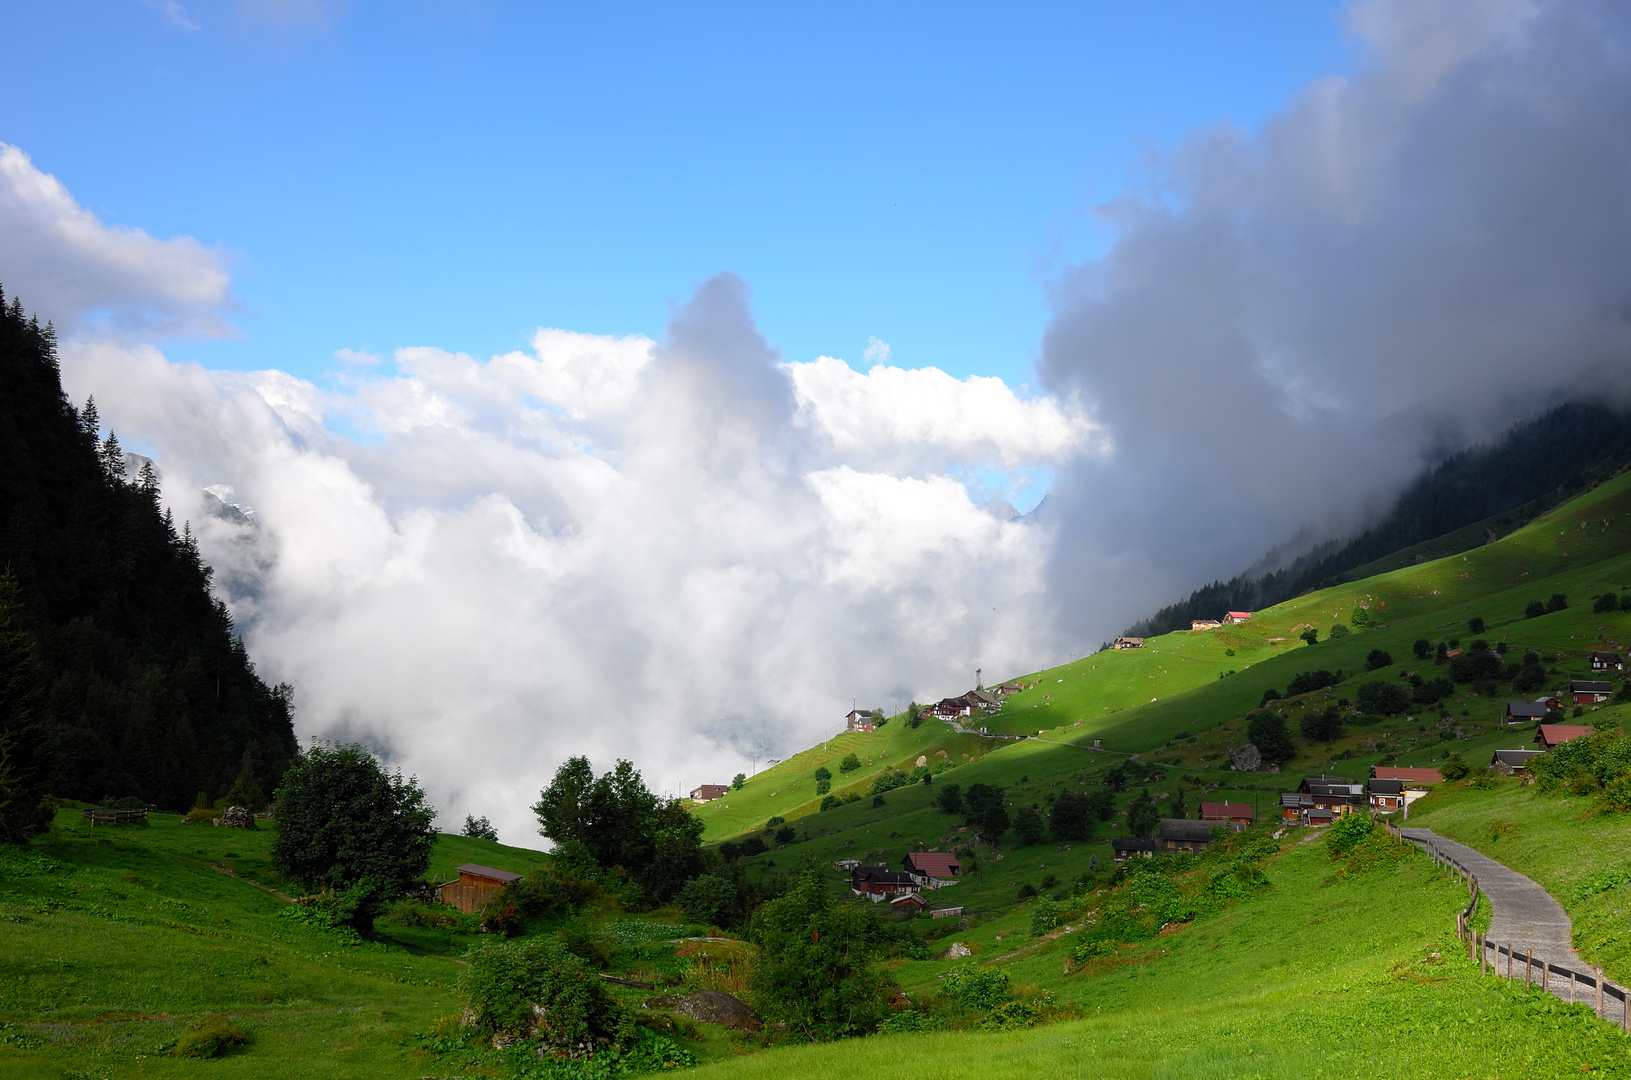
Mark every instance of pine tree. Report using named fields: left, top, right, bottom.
left=99, top=431, right=126, bottom=480
left=0, top=573, right=51, bottom=843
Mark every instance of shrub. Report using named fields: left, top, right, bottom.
left=813, top=765, right=831, bottom=783
left=876, top=1010, right=941, bottom=1033
left=871, top=795, right=886, bottom=808
left=1329, top=624, right=1351, bottom=639
left=1071, top=937, right=1115, bottom=964
left=1299, top=628, right=1319, bottom=645
left=1525, top=600, right=1547, bottom=618
left=1365, top=649, right=1393, bottom=671
left=819, top=795, right=840, bottom=812
left=943, top=965, right=1011, bottom=1009
left=172, top=1015, right=245, bottom=1058
left=1285, top=669, right=1338, bottom=696
left=765, top=815, right=785, bottom=829
left=1016, top=882, right=1038, bottom=899
left=1259, top=688, right=1283, bottom=708
left=936, top=783, right=964, bottom=814
left=1357, top=680, right=1410, bottom=716
left=1547, top=593, right=1569, bottom=612
left=981, top=1000, right=1041, bottom=1030
left=1324, top=811, right=1375, bottom=859
left=1030, top=897, right=1061, bottom=937
left=1594, top=593, right=1619, bottom=614
left=1600, top=775, right=1631, bottom=813
left=1048, top=791, right=1093, bottom=840
left=747, top=867, right=897, bottom=1040
left=815, top=778, right=831, bottom=795
left=1440, top=755, right=1470, bottom=781
left=774, top=825, right=796, bottom=844
left=1246, top=711, right=1295, bottom=764
left=1412, top=639, right=1431, bottom=660
left=739, top=837, right=767, bottom=857
left=459, top=938, right=626, bottom=1050
left=839, top=753, right=861, bottom=773
left=1468, top=616, right=1487, bottom=634
left=1412, top=677, right=1454, bottom=705
left=869, top=769, right=910, bottom=795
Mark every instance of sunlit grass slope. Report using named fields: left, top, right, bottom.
left=690, top=840, right=1631, bottom=1080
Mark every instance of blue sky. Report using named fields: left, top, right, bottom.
left=0, top=1, right=1351, bottom=387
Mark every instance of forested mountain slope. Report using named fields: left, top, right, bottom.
left=1127, top=402, right=1631, bottom=638
left=0, top=287, right=295, bottom=821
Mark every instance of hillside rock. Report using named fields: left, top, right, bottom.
left=673, top=990, right=758, bottom=1030
left=936, top=942, right=972, bottom=960
left=217, top=806, right=257, bottom=829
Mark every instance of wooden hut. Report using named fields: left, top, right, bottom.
left=438, top=863, right=522, bottom=913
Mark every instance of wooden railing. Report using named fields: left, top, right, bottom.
left=1386, top=820, right=1630, bottom=1030
left=81, top=807, right=148, bottom=826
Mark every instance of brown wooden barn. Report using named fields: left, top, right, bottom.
left=437, top=862, right=522, bottom=913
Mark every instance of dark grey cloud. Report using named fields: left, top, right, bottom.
left=1039, top=0, right=1631, bottom=636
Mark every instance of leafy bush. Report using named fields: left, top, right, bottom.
left=1285, top=669, right=1338, bottom=696
left=1440, top=755, right=1470, bottom=781
left=1525, top=600, right=1547, bottom=618
left=815, top=778, right=831, bottom=796
left=813, top=765, right=831, bottom=782
left=1547, top=593, right=1569, bottom=612
left=838, top=754, right=861, bottom=774
left=1246, top=711, right=1295, bottom=764
left=765, top=816, right=785, bottom=829
left=980, top=1000, right=1041, bottom=1030
left=1049, top=791, right=1093, bottom=840
left=935, top=783, right=963, bottom=814
left=1412, top=677, right=1454, bottom=705
left=1329, top=624, right=1350, bottom=639
left=1532, top=728, right=1631, bottom=792
left=1325, top=811, right=1375, bottom=859
left=1029, top=897, right=1061, bottom=937
left=876, top=1010, right=941, bottom=1034
left=747, top=867, right=897, bottom=1040
left=1357, top=680, right=1410, bottom=716
left=943, top=966, right=1011, bottom=1010
left=819, top=795, right=840, bottom=812
left=173, top=1014, right=246, bottom=1058
left=774, top=826, right=796, bottom=844
left=1412, top=639, right=1431, bottom=659
left=869, top=769, right=910, bottom=796
left=459, top=938, right=627, bottom=1051
left=1070, top=938, right=1115, bottom=964
left=1468, top=616, right=1487, bottom=634
left=1299, top=706, right=1343, bottom=743
left=1365, top=649, right=1393, bottom=671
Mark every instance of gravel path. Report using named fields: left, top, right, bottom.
left=1400, top=827, right=1627, bottom=1023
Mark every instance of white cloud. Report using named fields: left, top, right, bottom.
left=0, top=144, right=234, bottom=339
left=62, top=275, right=1075, bottom=842
left=147, top=0, right=202, bottom=32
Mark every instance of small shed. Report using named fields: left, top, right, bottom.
left=889, top=893, right=926, bottom=912
left=438, top=863, right=522, bottom=913
left=1110, top=837, right=1161, bottom=862
left=930, top=905, right=964, bottom=919
left=1505, top=700, right=1550, bottom=724
left=1198, top=802, right=1253, bottom=829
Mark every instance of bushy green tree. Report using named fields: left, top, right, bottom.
left=1299, top=628, right=1319, bottom=645
left=1440, top=755, right=1470, bottom=781
left=732, top=773, right=746, bottom=790
left=531, top=757, right=704, bottom=904
left=1412, top=639, right=1431, bottom=660
left=813, top=765, right=831, bottom=783
left=1365, top=649, right=1393, bottom=671
left=1084, top=788, right=1116, bottom=821
left=1013, top=804, right=1046, bottom=846
left=747, top=866, right=897, bottom=1040
left=270, top=742, right=437, bottom=932
left=838, top=753, right=861, bottom=773
left=964, top=783, right=1008, bottom=843
left=1357, top=680, right=1411, bottom=716
left=1468, top=616, right=1487, bottom=634
left=1324, top=810, right=1374, bottom=858
left=1048, top=790, right=1093, bottom=840
left=1246, top=711, right=1296, bottom=764
left=461, top=814, right=498, bottom=841
left=1126, top=789, right=1159, bottom=838
left=1328, top=624, right=1351, bottom=639
left=1351, top=607, right=1370, bottom=627
left=1525, top=600, right=1547, bottom=618
left=1546, top=593, right=1569, bottom=613
left=1299, top=707, right=1343, bottom=743
left=935, top=782, right=963, bottom=814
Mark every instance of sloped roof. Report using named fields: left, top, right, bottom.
left=1537, top=724, right=1594, bottom=746
left=1491, top=749, right=1541, bottom=767
left=1507, top=700, right=1549, bottom=717
left=1369, top=780, right=1404, bottom=795
left=455, top=863, right=522, bottom=883
left=1371, top=767, right=1443, bottom=783
left=1110, top=837, right=1161, bottom=851
left=1159, top=818, right=1216, bottom=842
left=902, top=852, right=963, bottom=877
left=1198, top=802, right=1253, bottom=819
left=1590, top=652, right=1623, bottom=662
left=1571, top=680, right=1613, bottom=694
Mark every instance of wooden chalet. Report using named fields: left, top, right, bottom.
left=969, top=689, right=1004, bottom=710
left=1590, top=652, right=1625, bottom=672
left=1159, top=818, right=1216, bottom=853
left=1282, top=777, right=1364, bottom=823
left=850, top=865, right=920, bottom=902
left=1490, top=748, right=1542, bottom=774
left=889, top=892, right=927, bottom=912
left=933, top=697, right=974, bottom=718
left=1112, top=636, right=1145, bottom=650
left=845, top=710, right=877, bottom=732
left=1110, top=837, right=1161, bottom=862
left=689, top=784, right=729, bottom=802
left=1191, top=619, right=1222, bottom=631
left=438, top=863, right=522, bottom=913
left=1535, top=724, right=1593, bottom=750
left=1223, top=611, right=1252, bottom=625
left=1570, top=680, right=1613, bottom=705
left=1505, top=700, right=1551, bottom=724
left=996, top=682, right=1026, bottom=695
left=929, top=905, right=964, bottom=919
left=901, top=851, right=963, bottom=887
left=1368, top=779, right=1407, bottom=813
left=1198, top=802, right=1253, bottom=830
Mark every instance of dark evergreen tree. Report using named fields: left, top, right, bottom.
left=0, top=286, right=296, bottom=813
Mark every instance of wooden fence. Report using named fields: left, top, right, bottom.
left=81, top=807, right=148, bottom=826
left=1386, top=821, right=1630, bottom=1030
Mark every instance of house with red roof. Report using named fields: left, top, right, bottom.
left=1535, top=724, right=1594, bottom=750
left=901, top=851, right=963, bottom=888
left=1198, top=802, right=1253, bottom=830
left=1370, top=767, right=1443, bottom=784
left=1223, top=611, right=1252, bottom=624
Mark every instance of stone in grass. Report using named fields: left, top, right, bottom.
left=217, top=806, right=257, bottom=830
left=173, top=1014, right=246, bottom=1058
left=936, top=942, right=973, bottom=960
left=672, top=990, right=760, bottom=1030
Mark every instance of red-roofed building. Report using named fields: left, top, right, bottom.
left=1224, top=611, right=1252, bottom=624
left=901, top=851, right=964, bottom=887
left=1198, top=802, right=1253, bottom=829
left=1370, top=767, right=1444, bottom=784
left=1536, top=724, right=1594, bottom=750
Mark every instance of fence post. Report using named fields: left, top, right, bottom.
left=1598, top=967, right=1606, bottom=1018
left=1527, top=950, right=1533, bottom=986
left=1571, top=969, right=1577, bottom=1004
left=1479, top=934, right=1486, bottom=975
left=1622, top=988, right=1628, bottom=1034
left=1543, top=960, right=1549, bottom=994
